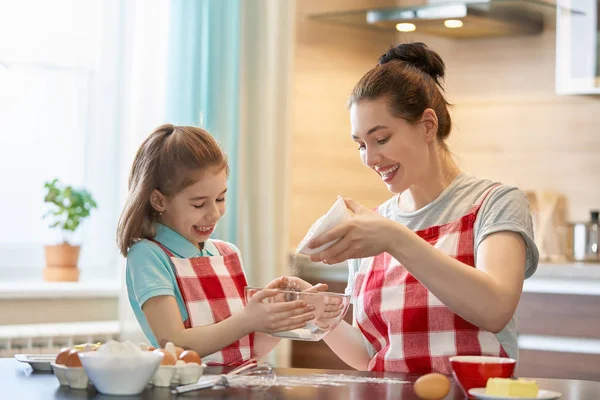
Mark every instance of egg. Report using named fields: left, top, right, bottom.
left=413, top=373, right=451, bottom=400
left=153, top=348, right=176, bottom=365
left=65, top=350, right=82, bottom=368
left=179, top=350, right=201, bottom=364
left=55, top=347, right=72, bottom=365
left=175, top=346, right=185, bottom=358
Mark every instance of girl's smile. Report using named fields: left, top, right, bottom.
left=152, top=167, right=228, bottom=249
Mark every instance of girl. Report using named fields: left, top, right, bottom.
left=117, top=124, right=316, bottom=366
left=285, top=43, right=539, bottom=374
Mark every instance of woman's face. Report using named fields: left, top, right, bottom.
left=350, top=99, right=434, bottom=194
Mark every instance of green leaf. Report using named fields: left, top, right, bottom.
left=42, top=178, right=98, bottom=235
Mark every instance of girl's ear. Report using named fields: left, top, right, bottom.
left=150, top=189, right=166, bottom=213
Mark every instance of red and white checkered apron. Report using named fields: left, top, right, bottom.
left=152, top=239, right=254, bottom=366
left=352, top=185, right=508, bottom=374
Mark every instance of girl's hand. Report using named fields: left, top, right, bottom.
left=308, top=197, right=397, bottom=264
left=242, top=289, right=315, bottom=334
left=265, top=277, right=345, bottom=328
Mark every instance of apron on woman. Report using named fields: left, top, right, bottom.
left=152, top=239, right=253, bottom=366
left=352, top=186, right=508, bottom=374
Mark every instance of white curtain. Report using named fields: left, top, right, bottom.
left=117, top=0, right=296, bottom=367
left=117, top=0, right=172, bottom=344
left=237, top=0, right=296, bottom=366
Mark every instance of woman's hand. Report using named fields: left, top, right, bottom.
left=242, top=289, right=315, bottom=334
left=308, top=197, right=399, bottom=264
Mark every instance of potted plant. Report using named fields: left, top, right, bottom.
left=43, top=178, right=97, bottom=282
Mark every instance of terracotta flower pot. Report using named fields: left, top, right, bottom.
left=43, top=244, right=81, bottom=282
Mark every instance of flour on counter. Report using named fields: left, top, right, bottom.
left=227, top=373, right=409, bottom=388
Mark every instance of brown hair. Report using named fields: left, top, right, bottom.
left=116, top=124, right=227, bottom=256
left=349, top=42, right=452, bottom=143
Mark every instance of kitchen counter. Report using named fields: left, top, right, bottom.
left=6, top=358, right=600, bottom=399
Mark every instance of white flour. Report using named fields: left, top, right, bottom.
left=227, top=373, right=409, bottom=388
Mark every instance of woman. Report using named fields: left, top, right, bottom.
left=288, top=42, right=538, bottom=374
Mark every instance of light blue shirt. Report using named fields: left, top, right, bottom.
left=125, top=223, right=244, bottom=347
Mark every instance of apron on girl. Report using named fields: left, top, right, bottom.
left=352, top=185, right=508, bottom=374
left=152, top=239, right=253, bottom=366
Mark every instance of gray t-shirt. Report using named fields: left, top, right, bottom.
left=346, top=173, right=539, bottom=361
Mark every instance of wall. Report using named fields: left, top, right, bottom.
left=291, top=6, right=600, bottom=251
left=421, top=29, right=600, bottom=224
left=0, top=298, right=118, bottom=325
left=290, top=0, right=398, bottom=250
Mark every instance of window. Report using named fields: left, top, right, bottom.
left=0, top=0, right=124, bottom=280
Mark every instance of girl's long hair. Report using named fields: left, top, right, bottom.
left=117, top=124, right=227, bottom=256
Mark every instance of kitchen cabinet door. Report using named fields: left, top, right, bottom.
left=556, top=0, right=600, bottom=94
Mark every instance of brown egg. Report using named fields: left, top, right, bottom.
left=65, top=350, right=82, bottom=368
left=147, top=346, right=156, bottom=351
left=179, top=350, right=201, bottom=364
left=413, top=373, right=451, bottom=400
left=174, top=346, right=185, bottom=358
left=55, top=347, right=72, bottom=365
left=154, top=348, right=176, bottom=365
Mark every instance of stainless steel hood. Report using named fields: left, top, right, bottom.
left=309, top=0, right=585, bottom=39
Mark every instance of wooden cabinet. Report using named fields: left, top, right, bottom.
left=290, top=277, right=353, bottom=370
left=556, top=0, right=600, bottom=94
left=516, top=292, right=600, bottom=381
left=517, top=292, right=600, bottom=339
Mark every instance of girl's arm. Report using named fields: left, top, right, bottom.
left=142, top=290, right=315, bottom=357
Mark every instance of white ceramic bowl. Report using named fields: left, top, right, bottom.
left=79, top=351, right=163, bottom=395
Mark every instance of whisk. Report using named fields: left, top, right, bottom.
left=171, top=358, right=276, bottom=395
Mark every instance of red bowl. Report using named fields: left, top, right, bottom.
left=449, top=356, right=516, bottom=397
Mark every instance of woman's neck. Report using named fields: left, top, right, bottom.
left=400, top=148, right=461, bottom=212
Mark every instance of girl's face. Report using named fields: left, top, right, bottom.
left=350, top=99, right=435, bottom=194
left=152, top=167, right=227, bottom=247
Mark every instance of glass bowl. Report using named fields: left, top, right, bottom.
left=244, top=286, right=351, bottom=341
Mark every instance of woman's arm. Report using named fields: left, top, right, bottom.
left=386, top=226, right=526, bottom=333
left=143, top=290, right=315, bottom=357
left=252, top=333, right=282, bottom=359
left=309, top=198, right=527, bottom=334
left=322, top=320, right=371, bottom=370
left=251, top=327, right=368, bottom=365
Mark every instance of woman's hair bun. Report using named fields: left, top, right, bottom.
left=379, top=42, right=445, bottom=84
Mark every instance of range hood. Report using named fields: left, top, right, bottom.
left=309, top=0, right=585, bottom=39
